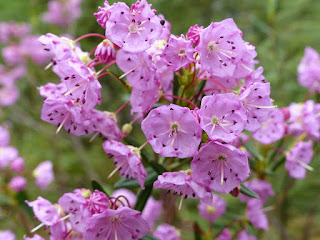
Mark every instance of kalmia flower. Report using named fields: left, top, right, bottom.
left=217, top=228, right=232, bottom=240
left=198, top=93, right=247, bottom=143
left=94, top=39, right=116, bottom=64
left=153, top=223, right=181, bottom=240
left=130, top=86, right=159, bottom=115
left=38, top=82, right=67, bottom=99
left=239, top=82, right=273, bottom=132
left=24, top=234, right=45, bottom=240
left=141, top=104, right=202, bottom=158
left=26, top=197, right=61, bottom=226
left=103, top=140, right=147, bottom=189
left=252, top=108, right=285, bottom=145
left=33, top=161, right=54, bottom=190
left=246, top=199, right=269, bottom=231
left=198, top=193, right=226, bottom=222
left=9, top=176, right=27, bottom=192
left=0, top=146, right=18, bottom=169
left=111, top=188, right=137, bottom=207
left=94, top=1, right=114, bottom=28
left=10, top=157, right=25, bottom=173
left=285, top=140, right=313, bottom=179
left=153, top=170, right=212, bottom=209
left=142, top=196, right=162, bottom=229
left=238, top=230, right=257, bottom=240
left=161, top=34, right=195, bottom=71
left=298, top=47, right=320, bottom=92
left=105, top=0, right=164, bottom=53
left=85, top=207, right=150, bottom=240
left=0, top=230, right=15, bottom=240
left=187, top=24, right=203, bottom=46
left=191, top=141, right=250, bottom=194
left=0, top=125, right=10, bottom=147
left=116, top=49, right=158, bottom=90
left=197, top=19, right=247, bottom=78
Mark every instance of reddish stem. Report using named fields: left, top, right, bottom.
left=98, top=72, right=110, bottom=79
left=162, top=94, right=197, bottom=108
left=198, top=77, right=228, bottom=89
left=89, top=45, right=98, bottom=56
left=74, top=33, right=106, bottom=43
left=115, top=101, right=130, bottom=115
left=87, top=57, right=98, bottom=68
left=192, top=87, right=235, bottom=100
left=91, top=61, right=104, bottom=68
left=97, top=60, right=116, bottom=74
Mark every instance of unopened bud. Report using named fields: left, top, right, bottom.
left=230, top=185, right=240, bottom=197
left=122, top=123, right=133, bottom=137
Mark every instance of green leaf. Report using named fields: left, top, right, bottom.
left=240, top=183, right=259, bottom=199
left=270, top=156, right=286, bottom=171
left=134, top=184, right=153, bottom=212
left=16, top=191, right=33, bottom=217
left=193, top=222, right=203, bottom=240
left=114, top=167, right=158, bottom=189
left=141, top=234, right=159, bottom=240
left=242, top=142, right=263, bottom=161
left=0, top=195, right=11, bottom=206
left=91, top=180, right=108, bottom=196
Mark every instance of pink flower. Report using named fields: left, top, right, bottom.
left=90, top=110, right=123, bottom=141
left=198, top=93, right=247, bottom=143
left=247, top=199, right=269, bottom=231
left=88, top=190, right=110, bottom=214
left=237, top=230, right=257, bottom=240
left=38, top=82, right=67, bottom=99
left=9, top=176, right=27, bottom=192
left=239, top=82, right=273, bottom=132
left=285, top=140, right=313, bottom=179
left=198, top=193, right=226, bottom=222
left=0, top=146, right=18, bottom=169
left=161, top=34, right=195, bottom=71
left=187, top=24, right=203, bottom=46
left=130, top=86, right=159, bottom=115
left=298, top=47, right=320, bottom=92
left=154, top=170, right=213, bottom=209
left=196, top=19, right=247, bottom=78
left=116, top=49, right=158, bottom=90
left=26, top=197, right=61, bottom=226
left=94, top=1, right=114, bottom=28
left=105, top=0, right=164, bottom=53
left=0, top=230, right=15, bottom=240
left=42, top=0, right=82, bottom=27
left=191, top=141, right=250, bottom=194
left=141, top=104, right=202, bottom=158
left=103, top=140, right=147, bottom=189
left=217, top=228, right=231, bottom=240
left=153, top=223, right=181, bottom=240
left=111, top=188, right=137, bottom=208
left=85, top=207, right=150, bottom=240
left=142, top=197, right=162, bottom=229
left=94, top=39, right=116, bottom=64
left=252, top=108, right=285, bottom=145
left=24, top=234, right=45, bottom=240
left=240, top=179, right=274, bottom=203
left=10, top=157, right=25, bottom=173
left=244, top=66, right=267, bottom=87
left=33, top=161, right=54, bottom=190
left=0, top=125, right=10, bottom=147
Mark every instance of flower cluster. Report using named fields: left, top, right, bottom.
left=42, top=0, right=83, bottom=27
left=25, top=188, right=163, bottom=239
left=0, top=22, right=50, bottom=107
left=25, top=0, right=320, bottom=239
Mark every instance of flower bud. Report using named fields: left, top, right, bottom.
left=122, top=123, right=133, bottom=137
left=9, top=176, right=27, bottom=192
left=10, top=157, right=25, bottom=173
left=95, top=39, right=115, bottom=64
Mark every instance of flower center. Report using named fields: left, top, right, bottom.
left=206, top=205, right=216, bottom=214
left=178, top=49, right=186, bottom=57
left=207, top=42, right=217, bottom=53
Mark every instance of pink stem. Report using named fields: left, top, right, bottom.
left=162, top=94, right=197, bottom=108
left=115, top=101, right=130, bottom=115
left=97, top=60, right=116, bottom=75
left=98, top=72, right=110, bottom=79
left=74, top=33, right=106, bottom=43
left=87, top=57, right=98, bottom=68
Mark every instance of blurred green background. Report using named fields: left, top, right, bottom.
left=1, top=0, right=320, bottom=239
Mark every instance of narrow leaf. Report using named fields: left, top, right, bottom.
left=91, top=180, right=108, bottom=196
left=134, top=184, right=153, bottom=212
left=141, top=234, right=159, bottom=240
left=240, top=183, right=259, bottom=199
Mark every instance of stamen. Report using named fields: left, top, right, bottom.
left=296, top=160, right=313, bottom=171
left=245, top=103, right=277, bottom=109
left=220, top=161, right=224, bottom=185
left=56, top=113, right=70, bottom=134
left=63, top=82, right=87, bottom=97
left=31, top=223, right=45, bottom=233
left=241, top=64, right=254, bottom=72
left=89, top=132, right=100, bottom=143
left=59, top=214, right=71, bottom=222
left=119, top=63, right=143, bottom=79
left=178, top=185, right=188, bottom=210
left=108, top=161, right=126, bottom=178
